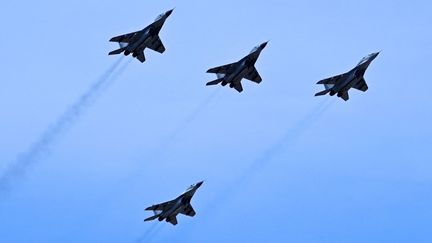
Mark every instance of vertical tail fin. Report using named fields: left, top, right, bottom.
left=136, top=51, right=146, bottom=63
left=339, top=91, right=349, bottom=101
left=167, top=216, right=178, bottom=225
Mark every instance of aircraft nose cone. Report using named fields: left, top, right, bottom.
left=196, top=181, right=204, bottom=188
left=369, top=51, right=380, bottom=61
left=166, top=9, right=174, bottom=16
left=260, top=41, right=268, bottom=49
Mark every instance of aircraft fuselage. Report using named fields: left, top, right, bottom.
left=330, top=70, right=357, bottom=95
left=330, top=62, right=371, bottom=96
left=156, top=189, right=196, bottom=222
left=125, top=30, right=151, bottom=54
left=125, top=19, right=165, bottom=55
left=222, top=53, right=260, bottom=86
left=158, top=199, right=184, bottom=220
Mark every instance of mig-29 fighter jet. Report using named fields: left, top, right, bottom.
left=108, top=9, right=174, bottom=63
left=206, top=42, right=268, bottom=93
left=144, top=181, right=203, bottom=226
left=314, top=52, right=380, bottom=101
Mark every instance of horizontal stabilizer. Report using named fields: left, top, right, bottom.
left=144, top=215, right=159, bottom=222
left=314, top=90, right=330, bottom=96
left=108, top=47, right=126, bottom=55
left=206, top=78, right=223, bottom=86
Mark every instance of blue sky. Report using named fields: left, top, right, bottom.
left=0, top=0, right=431, bottom=242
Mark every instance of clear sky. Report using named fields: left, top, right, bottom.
left=0, top=0, right=431, bottom=242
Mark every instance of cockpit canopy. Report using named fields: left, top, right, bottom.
left=249, top=45, right=260, bottom=54
left=155, top=13, right=165, bottom=21
left=357, top=53, right=376, bottom=66
left=186, top=184, right=195, bottom=191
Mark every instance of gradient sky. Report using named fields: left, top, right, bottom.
left=1, top=0, right=431, bottom=242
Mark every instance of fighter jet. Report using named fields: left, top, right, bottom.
left=144, top=181, right=203, bottom=226
left=108, top=9, right=173, bottom=62
left=314, top=52, right=380, bottom=101
left=206, top=42, right=268, bottom=93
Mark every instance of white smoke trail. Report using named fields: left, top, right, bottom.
left=72, top=89, right=220, bottom=242
left=134, top=223, right=164, bottom=243
left=0, top=57, right=130, bottom=195
left=202, top=98, right=334, bottom=215
left=153, top=88, right=221, bottom=154
left=240, top=98, right=334, bottom=177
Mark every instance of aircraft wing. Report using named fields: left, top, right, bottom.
left=147, top=36, right=166, bottom=54
left=109, top=31, right=140, bottom=43
left=317, top=73, right=345, bottom=84
left=207, top=63, right=235, bottom=74
left=180, top=205, right=196, bottom=217
left=352, top=78, right=368, bottom=92
left=244, top=67, right=262, bottom=83
left=145, top=200, right=175, bottom=212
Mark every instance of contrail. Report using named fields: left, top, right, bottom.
left=203, top=98, right=334, bottom=215
left=134, top=223, right=164, bottom=243
left=239, top=98, right=334, bottom=178
left=73, top=89, right=221, bottom=240
left=63, top=86, right=220, bottom=238
left=0, top=57, right=130, bottom=194
left=137, top=100, right=334, bottom=240
left=153, top=88, right=221, bottom=153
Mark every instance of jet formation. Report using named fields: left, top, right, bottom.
left=144, top=181, right=203, bottom=225
left=205, top=42, right=268, bottom=93
left=108, top=9, right=174, bottom=63
left=314, top=52, right=380, bottom=101
left=105, top=7, right=381, bottom=227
